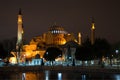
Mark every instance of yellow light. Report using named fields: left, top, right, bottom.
left=62, top=40, right=66, bottom=44
left=18, top=15, right=22, bottom=23
left=22, top=28, right=24, bottom=34
left=18, top=19, right=22, bottom=22
left=68, top=34, right=71, bottom=36
left=9, top=57, right=17, bottom=64
left=78, top=32, right=81, bottom=37
left=92, top=23, right=95, bottom=30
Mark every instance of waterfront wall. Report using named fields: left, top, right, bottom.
left=1, top=66, right=120, bottom=74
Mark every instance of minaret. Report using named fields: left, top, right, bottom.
left=91, top=17, right=95, bottom=45
left=16, top=8, right=24, bottom=63
left=78, top=32, right=82, bottom=45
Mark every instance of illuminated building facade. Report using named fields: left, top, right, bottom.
left=30, top=25, right=77, bottom=46
left=10, top=10, right=82, bottom=64
left=26, top=25, right=80, bottom=59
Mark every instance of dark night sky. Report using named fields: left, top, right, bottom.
left=0, top=0, right=120, bottom=44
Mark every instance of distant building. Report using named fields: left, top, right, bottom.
left=24, top=24, right=80, bottom=59
left=30, top=25, right=77, bottom=47
left=10, top=9, right=85, bottom=64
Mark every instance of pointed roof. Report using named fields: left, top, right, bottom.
left=91, top=17, right=95, bottom=23
left=19, top=8, right=22, bottom=15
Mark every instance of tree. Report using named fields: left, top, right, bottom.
left=43, top=47, right=62, bottom=65
left=93, top=38, right=111, bottom=59
left=0, top=42, right=5, bottom=58
left=75, top=38, right=93, bottom=61
left=93, top=38, right=111, bottom=66
left=75, top=46, right=93, bottom=61
left=0, top=37, right=17, bottom=59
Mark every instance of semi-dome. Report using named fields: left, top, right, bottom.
left=53, top=36, right=66, bottom=45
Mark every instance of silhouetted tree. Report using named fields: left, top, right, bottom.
left=0, top=37, right=17, bottom=59
left=93, top=38, right=111, bottom=58
left=75, top=46, right=93, bottom=61
left=0, top=42, right=5, bottom=58
left=93, top=38, right=111, bottom=66
left=43, top=47, right=62, bottom=65
left=75, top=38, right=111, bottom=66
left=75, top=38, right=93, bottom=61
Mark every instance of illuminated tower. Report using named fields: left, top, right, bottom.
left=16, top=8, right=24, bottom=63
left=91, top=18, right=95, bottom=45
left=78, top=32, right=82, bottom=45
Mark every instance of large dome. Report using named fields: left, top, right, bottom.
left=49, top=25, right=67, bottom=34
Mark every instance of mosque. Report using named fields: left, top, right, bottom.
left=9, top=9, right=95, bottom=64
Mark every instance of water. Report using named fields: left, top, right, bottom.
left=0, top=71, right=120, bottom=80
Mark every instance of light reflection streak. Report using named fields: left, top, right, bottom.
left=114, top=74, right=120, bottom=80
left=45, top=70, right=49, bottom=80
left=58, top=73, right=62, bottom=80
left=82, top=75, right=86, bottom=80
left=22, top=73, right=26, bottom=80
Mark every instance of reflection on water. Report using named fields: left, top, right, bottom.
left=58, top=73, right=62, bottom=80
left=81, top=75, right=86, bottom=80
left=22, top=72, right=38, bottom=80
left=114, top=74, right=120, bottom=80
left=0, top=71, right=120, bottom=80
left=22, top=72, right=44, bottom=80
left=22, top=73, right=25, bottom=80
left=45, top=70, right=49, bottom=80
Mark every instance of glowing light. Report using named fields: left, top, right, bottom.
left=92, top=23, right=95, bottom=30
left=55, top=57, right=63, bottom=61
left=58, top=73, right=62, bottom=80
left=81, top=75, right=86, bottom=80
left=18, top=15, right=22, bottom=24
left=18, top=19, right=22, bottom=22
left=114, top=74, right=120, bottom=80
left=116, top=50, right=119, bottom=54
left=22, top=73, right=26, bottom=80
left=68, top=34, right=71, bottom=36
left=9, top=57, right=17, bottom=64
left=78, top=32, right=81, bottom=37
left=45, top=71, right=49, bottom=80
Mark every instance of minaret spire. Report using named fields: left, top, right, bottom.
left=78, top=32, right=82, bottom=45
left=17, top=8, right=23, bottom=44
left=16, top=8, right=24, bottom=64
left=91, top=17, right=95, bottom=45
left=19, top=8, right=22, bottom=15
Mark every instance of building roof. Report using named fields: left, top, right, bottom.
left=49, top=25, right=67, bottom=34
left=62, top=41, right=79, bottom=48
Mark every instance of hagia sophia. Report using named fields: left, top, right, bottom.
left=9, top=9, right=95, bottom=64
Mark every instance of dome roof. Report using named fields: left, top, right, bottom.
left=49, top=25, right=67, bottom=34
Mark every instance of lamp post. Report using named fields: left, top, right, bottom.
left=116, top=50, right=119, bottom=69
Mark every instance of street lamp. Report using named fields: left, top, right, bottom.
left=115, top=49, right=119, bottom=68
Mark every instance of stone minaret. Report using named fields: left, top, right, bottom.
left=16, top=8, right=24, bottom=63
left=78, top=32, right=82, bottom=45
left=91, top=18, right=95, bottom=45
